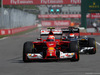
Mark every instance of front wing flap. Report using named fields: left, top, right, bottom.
left=27, top=51, right=75, bottom=59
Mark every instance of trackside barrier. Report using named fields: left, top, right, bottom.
left=0, top=29, right=11, bottom=35
left=80, top=33, right=92, bottom=36
left=80, top=33, right=100, bottom=36
left=92, top=33, right=100, bottom=35
left=0, top=28, right=100, bottom=36
left=0, top=25, right=37, bottom=35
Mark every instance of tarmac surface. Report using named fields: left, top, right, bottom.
left=0, top=28, right=100, bottom=75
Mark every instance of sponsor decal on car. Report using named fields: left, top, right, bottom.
left=48, top=47, right=55, bottom=53
left=80, top=47, right=94, bottom=52
left=60, top=51, right=75, bottom=58
left=27, top=53, right=42, bottom=59
left=49, top=44, right=54, bottom=46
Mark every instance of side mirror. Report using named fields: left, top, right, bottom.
left=62, top=36, right=66, bottom=40
left=37, top=38, right=42, bottom=41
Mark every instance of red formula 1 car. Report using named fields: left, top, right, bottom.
left=23, top=27, right=80, bottom=62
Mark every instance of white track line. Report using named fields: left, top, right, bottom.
left=85, top=72, right=100, bottom=75
left=96, top=42, right=100, bottom=46
left=0, top=37, right=8, bottom=40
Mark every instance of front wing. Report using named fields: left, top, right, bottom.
left=27, top=51, right=75, bottom=60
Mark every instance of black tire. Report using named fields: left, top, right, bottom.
left=69, top=41, right=80, bottom=62
left=88, top=38, right=96, bottom=54
left=56, top=50, right=60, bottom=58
left=43, top=50, right=46, bottom=59
left=23, top=42, right=33, bottom=62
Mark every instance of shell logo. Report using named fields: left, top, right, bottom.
left=48, top=47, right=54, bottom=50
left=48, top=47, right=55, bottom=52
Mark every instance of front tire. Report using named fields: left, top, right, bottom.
left=23, top=42, right=33, bottom=62
left=69, top=41, right=80, bottom=62
left=88, top=38, right=96, bottom=54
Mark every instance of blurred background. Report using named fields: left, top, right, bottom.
left=0, top=0, right=100, bottom=35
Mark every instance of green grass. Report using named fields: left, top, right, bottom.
left=0, top=27, right=37, bottom=38
left=0, top=35, right=9, bottom=38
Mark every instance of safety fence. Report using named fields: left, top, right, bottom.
left=0, top=8, right=36, bottom=29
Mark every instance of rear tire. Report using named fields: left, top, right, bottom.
left=88, top=38, right=96, bottom=54
left=69, top=41, right=80, bottom=62
left=23, top=42, right=33, bottom=62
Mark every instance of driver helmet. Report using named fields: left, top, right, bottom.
left=69, top=33, right=75, bottom=38
left=47, top=35, right=55, bottom=41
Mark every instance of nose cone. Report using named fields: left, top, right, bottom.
left=46, top=47, right=56, bottom=58
left=45, top=42, right=57, bottom=58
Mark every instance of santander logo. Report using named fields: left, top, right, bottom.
left=49, top=44, right=54, bottom=46
left=42, top=20, right=70, bottom=26
left=10, top=0, right=33, bottom=4
left=41, top=0, right=63, bottom=4
left=42, top=22, right=52, bottom=26
left=54, top=21, right=70, bottom=26
left=92, top=14, right=100, bottom=18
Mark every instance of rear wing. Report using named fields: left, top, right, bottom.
left=40, top=29, right=62, bottom=36
left=61, top=28, right=80, bottom=33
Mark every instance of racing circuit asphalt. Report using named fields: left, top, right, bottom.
left=0, top=28, right=100, bottom=75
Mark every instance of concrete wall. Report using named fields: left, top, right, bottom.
left=0, top=8, right=36, bottom=29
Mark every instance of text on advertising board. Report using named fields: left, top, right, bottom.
left=3, top=0, right=81, bottom=5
